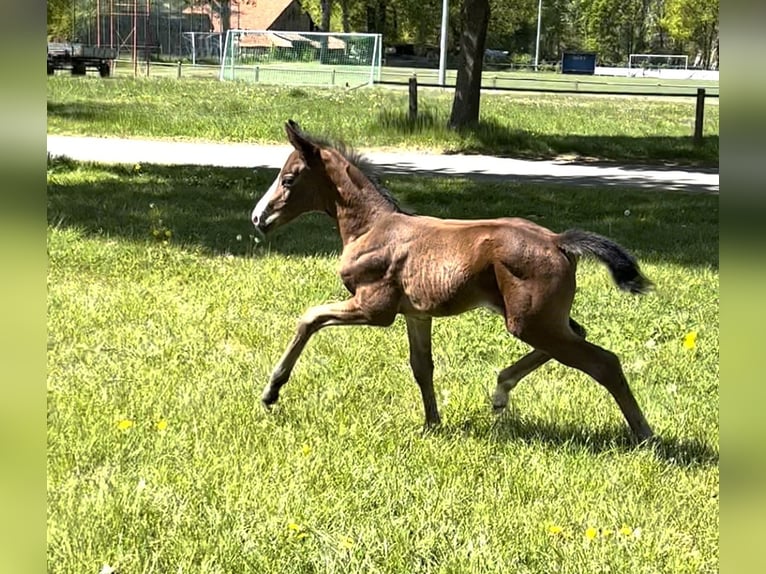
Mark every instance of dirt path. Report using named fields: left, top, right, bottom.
left=47, top=135, right=718, bottom=194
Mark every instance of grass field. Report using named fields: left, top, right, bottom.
left=47, top=75, right=719, bottom=166
left=47, top=156, right=718, bottom=573
left=104, top=58, right=719, bottom=96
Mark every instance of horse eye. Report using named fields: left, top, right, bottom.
left=281, top=175, right=295, bottom=188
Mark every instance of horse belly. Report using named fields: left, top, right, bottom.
left=400, top=262, right=498, bottom=317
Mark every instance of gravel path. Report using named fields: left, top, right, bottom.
left=47, top=135, right=718, bottom=194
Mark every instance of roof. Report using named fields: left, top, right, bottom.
left=236, top=0, right=294, bottom=31
left=183, top=0, right=301, bottom=32
left=238, top=32, right=293, bottom=48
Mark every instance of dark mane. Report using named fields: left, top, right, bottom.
left=301, top=131, right=407, bottom=213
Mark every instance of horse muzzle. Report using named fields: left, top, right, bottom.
left=251, top=206, right=276, bottom=234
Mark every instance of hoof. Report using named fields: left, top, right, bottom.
left=490, top=388, right=509, bottom=413
left=260, top=398, right=275, bottom=411
left=491, top=396, right=508, bottom=413
left=261, top=386, right=280, bottom=407
left=635, top=429, right=656, bottom=446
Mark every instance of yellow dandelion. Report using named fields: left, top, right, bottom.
left=287, top=522, right=309, bottom=541
left=338, top=535, right=354, bottom=550
left=601, top=528, right=614, bottom=539
left=156, top=419, right=168, bottom=431
left=164, top=230, right=172, bottom=238
left=547, top=524, right=564, bottom=535
left=619, top=526, right=633, bottom=536
left=133, top=163, right=141, bottom=172
left=683, top=330, right=698, bottom=350
left=585, top=527, right=598, bottom=540
left=301, top=444, right=311, bottom=456
left=116, top=418, right=133, bottom=431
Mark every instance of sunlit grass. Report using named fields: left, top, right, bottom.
left=46, top=76, right=718, bottom=166
left=47, top=159, right=718, bottom=573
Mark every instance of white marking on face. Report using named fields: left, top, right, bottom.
left=251, top=175, right=280, bottom=227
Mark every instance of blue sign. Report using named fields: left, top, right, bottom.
left=561, top=52, right=596, bottom=75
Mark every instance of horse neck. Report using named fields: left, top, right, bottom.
left=325, top=156, right=396, bottom=244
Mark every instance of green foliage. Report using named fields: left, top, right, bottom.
left=486, top=0, right=536, bottom=52
left=663, top=0, right=719, bottom=41
left=47, top=0, right=74, bottom=40
left=662, top=0, right=719, bottom=67
left=46, top=0, right=719, bottom=68
left=298, top=0, right=718, bottom=65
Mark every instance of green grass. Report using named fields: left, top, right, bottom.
left=108, top=58, right=720, bottom=97
left=47, top=76, right=719, bottom=166
left=47, top=157, right=718, bottom=573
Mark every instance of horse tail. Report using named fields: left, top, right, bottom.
left=557, top=229, right=654, bottom=295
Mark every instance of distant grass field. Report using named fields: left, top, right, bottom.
left=105, top=58, right=719, bottom=97
left=47, top=75, right=719, bottom=166
left=47, top=157, right=718, bottom=573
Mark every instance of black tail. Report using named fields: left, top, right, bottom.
left=558, top=229, right=653, bottom=295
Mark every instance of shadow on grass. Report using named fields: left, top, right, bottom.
left=377, top=110, right=719, bottom=169
left=435, top=416, right=718, bottom=468
left=47, top=100, right=125, bottom=124
left=47, top=156, right=718, bottom=268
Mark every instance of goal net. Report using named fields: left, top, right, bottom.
left=219, top=30, right=383, bottom=88
left=182, top=32, right=224, bottom=65
left=628, top=54, right=689, bottom=72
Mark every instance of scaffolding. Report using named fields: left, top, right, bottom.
left=71, top=1, right=215, bottom=65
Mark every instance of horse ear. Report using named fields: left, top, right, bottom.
left=285, top=120, right=319, bottom=161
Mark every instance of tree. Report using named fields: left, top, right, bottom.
left=187, top=1, right=232, bottom=35
left=47, top=0, right=73, bottom=40
left=320, top=0, right=333, bottom=31
left=339, top=0, right=352, bottom=32
left=662, top=0, right=719, bottom=68
left=448, top=0, right=490, bottom=129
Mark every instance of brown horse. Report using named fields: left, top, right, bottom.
left=251, top=120, right=655, bottom=442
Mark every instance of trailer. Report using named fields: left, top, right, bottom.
left=48, top=42, right=117, bottom=77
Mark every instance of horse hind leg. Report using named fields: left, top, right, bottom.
left=491, top=318, right=586, bottom=411
left=492, top=349, right=550, bottom=411
left=530, top=325, right=654, bottom=442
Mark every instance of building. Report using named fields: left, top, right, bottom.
left=185, top=0, right=316, bottom=34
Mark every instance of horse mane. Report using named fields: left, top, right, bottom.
left=301, top=131, right=407, bottom=214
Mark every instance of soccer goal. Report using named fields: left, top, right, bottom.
left=628, top=54, right=689, bottom=72
left=182, top=32, right=224, bottom=65
left=219, top=30, right=383, bottom=88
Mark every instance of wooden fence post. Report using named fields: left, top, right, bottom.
left=694, top=88, right=706, bottom=145
left=408, top=75, right=418, bottom=122
left=177, top=60, right=182, bottom=79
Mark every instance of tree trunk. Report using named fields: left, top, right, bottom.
left=319, top=0, right=332, bottom=63
left=219, top=1, right=231, bottom=35
left=448, top=0, right=490, bottom=130
left=366, top=1, right=386, bottom=34
left=320, top=0, right=332, bottom=32
left=339, top=0, right=351, bottom=33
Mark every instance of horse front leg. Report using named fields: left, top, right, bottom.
left=405, top=316, right=440, bottom=426
left=261, top=299, right=384, bottom=407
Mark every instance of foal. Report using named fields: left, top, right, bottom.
left=251, top=120, right=655, bottom=442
